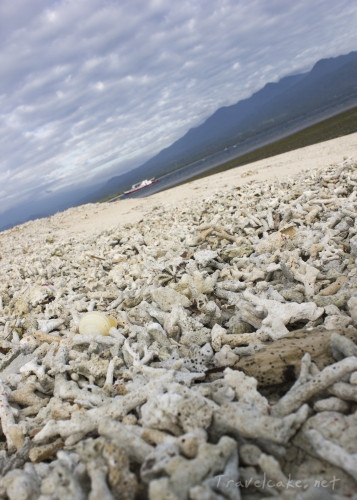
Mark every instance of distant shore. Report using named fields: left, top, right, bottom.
left=103, top=105, right=357, bottom=203
left=173, top=104, right=357, bottom=187
left=1, top=131, right=356, bottom=243
left=1, top=106, right=356, bottom=233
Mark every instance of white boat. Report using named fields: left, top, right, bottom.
left=123, top=178, right=158, bottom=195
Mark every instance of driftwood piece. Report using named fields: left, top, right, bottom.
left=233, top=326, right=357, bottom=386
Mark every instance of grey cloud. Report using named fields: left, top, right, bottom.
left=1, top=0, right=357, bottom=214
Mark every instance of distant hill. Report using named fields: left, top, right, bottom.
left=2, top=51, right=357, bottom=231
left=95, top=51, right=357, bottom=200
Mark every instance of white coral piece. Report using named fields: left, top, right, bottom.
left=244, top=290, right=324, bottom=339
left=306, top=429, right=357, bottom=482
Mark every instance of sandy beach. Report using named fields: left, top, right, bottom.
left=2, top=131, right=355, bottom=242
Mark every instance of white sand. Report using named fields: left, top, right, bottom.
left=3, top=132, right=357, bottom=240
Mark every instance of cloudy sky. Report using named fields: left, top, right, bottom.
left=1, top=0, right=357, bottom=214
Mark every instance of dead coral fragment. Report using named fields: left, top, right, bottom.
left=76, top=438, right=138, bottom=500
left=0, top=380, right=25, bottom=452
left=244, top=290, right=324, bottom=340
left=145, top=436, right=239, bottom=500
left=272, top=354, right=357, bottom=417
left=140, top=387, right=213, bottom=436
left=213, top=402, right=309, bottom=444
left=306, top=429, right=357, bottom=482
left=319, top=276, right=348, bottom=296
left=29, top=438, right=64, bottom=463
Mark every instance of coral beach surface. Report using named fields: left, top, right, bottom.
left=1, top=132, right=357, bottom=499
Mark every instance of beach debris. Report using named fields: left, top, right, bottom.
left=233, top=326, right=357, bottom=386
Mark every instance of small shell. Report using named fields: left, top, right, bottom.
left=78, top=312, right=117, bottom=336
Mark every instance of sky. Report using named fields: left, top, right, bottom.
left=1, top=0, right=357, bottom=215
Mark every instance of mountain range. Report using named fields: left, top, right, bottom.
left=1, top=51, right=357, bottom=230
left=93, top=50, right=357, bottom=201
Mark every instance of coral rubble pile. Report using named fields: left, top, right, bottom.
left=1, top=159, right=357, bottom=499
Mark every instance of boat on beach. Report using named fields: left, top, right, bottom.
left=123, top=178, right=158, bottom=195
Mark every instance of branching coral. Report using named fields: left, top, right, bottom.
left=272, top=354, right=357, bottom=417
left=243, top=290, right=324, bottom=340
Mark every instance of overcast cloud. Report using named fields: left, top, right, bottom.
left=1, top=0, right=357, bottom=213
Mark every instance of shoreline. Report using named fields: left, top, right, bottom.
left=2, top=131, right=356, bottom=242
